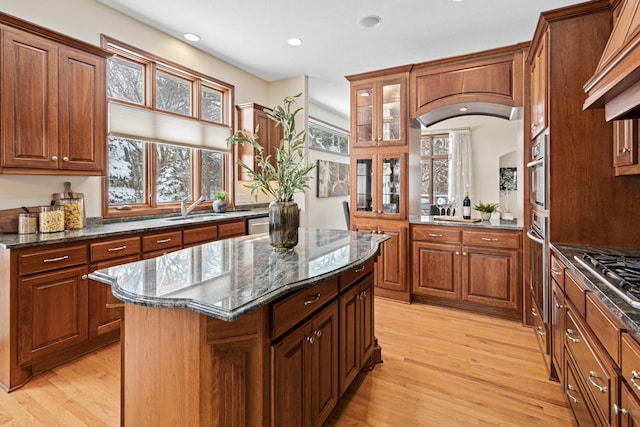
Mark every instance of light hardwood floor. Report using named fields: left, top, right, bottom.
left=0, top=299, right=576, bottom=426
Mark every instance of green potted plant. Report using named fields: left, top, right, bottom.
left=226, top=93, right=316, bottom=251
left=212, top=191, right=228, bottom=213
left=474, top=200, right=500, bottom=221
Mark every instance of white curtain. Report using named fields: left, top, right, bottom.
left=448, top=129, right=473, bottom=213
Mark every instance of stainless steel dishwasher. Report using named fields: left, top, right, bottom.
left=247, top=216, right=269, bottom=234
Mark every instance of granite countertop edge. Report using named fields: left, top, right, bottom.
left=551, top=242, right=640, bottom=340
left=89, top=231, right=390, bottom=322
left=409, top=215, right=523, bottom=231
left=0, top=209, right=269, bottom=249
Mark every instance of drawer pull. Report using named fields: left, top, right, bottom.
left=306, top=336, right=315, bottom=344
left=587, top=371, right=607, bottom=393
left=354, top=265, right=366, bottom=272
left=614, top=404, right=629, bottom=415
left=565, top=329, right=580, bottom=343
left=304, top=293, right=321, bottom=306
left=43, top=255, right=69, bottom=263
left=156, top=238, right=172, bottom=244
left=555, top=303, right=565, bottom=310
left=536, top=326, right=545, bottom=337
left=531, top=308, right=538, bottom=317
left=630, top=371, right=640, bottom=391
left=314, top=329, right=322, bottom=338
left=551, top=268, right=562, bottom=276
left=481, top=237, right=499, bottom=242
left=566, top=385, right=580, bottom=404
left=81, top=274, right=88, bottom=280
left=107, top=246, right=127, bottom=252
left=428, top=233, right=443, bottom=238
left=106, top=303, right=125, bottom=309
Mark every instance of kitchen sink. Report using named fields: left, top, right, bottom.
left=165, top=213, right=229, bottom=222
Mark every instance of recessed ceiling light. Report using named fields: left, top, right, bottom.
left=359, top=15, right=382, bottom=29
left=184, top=33, right=200, bottom=42
left=459, top=106, right=468, bottom=112
left=288, top=38, right=303, bottom=46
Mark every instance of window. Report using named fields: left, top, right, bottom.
left=420, top=133, right=450, bottom=214
left=103, top=37, right=233, bottom=217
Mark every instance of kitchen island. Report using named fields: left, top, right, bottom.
left=89, top=228, right=388, bottom=426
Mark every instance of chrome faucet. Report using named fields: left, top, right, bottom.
left=181, top=195, right=206, bottom=218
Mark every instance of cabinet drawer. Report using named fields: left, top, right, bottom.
left=462, top=230, right=520, bottom=249
left=550, top=254, right=565, bottom=289
left=142, top=230, right=182, bottom=253
left=183, top=224, right=218, bottom=246
left=271, top=278, right=338, bottom=340
left=565, top=270, right=587, bottom=317
left=586, top=293, right=621, bottom=363
left=339, top=258, right=374, bottom=292
left=19, top=244, right=87, bottom=276
left=531, top=296, right=547, bottom=353
left=218, top=221, right=245, bottom=239
left=90, top=237, right=141, bottom=262
left=565, top=308, right=615, bottom=425
left=621, top=333, right=640, bottom=402
left=412, top=226, right=460, bottom=243
left=565, top=354, right=599, bottom=427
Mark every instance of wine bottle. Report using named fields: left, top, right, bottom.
left=463, top=194, right=471, bottom=219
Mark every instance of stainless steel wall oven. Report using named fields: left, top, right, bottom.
left=527, top=134, right=547, bottom=209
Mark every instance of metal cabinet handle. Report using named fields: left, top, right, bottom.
left=551, top=268, right=562, bottom=276
left=566, top=385, right=580, bottom=404
left=106, top=303, right=125, bottom=309
left=51, top=156, right=58, bottom=161
left=455, top=251, right=460, bottom=256
left=62, top=156, right=69, bottom=162
left=354, top=265, right=366, bottom=272
left=306, top=336, right=314, bottom=344
left=555, top=303, right=565, bottom=310
left=107, top=245, right=127, bottom=252
left=565, top=329, right=580, bottom=343
left=304, top=293, right=321, bottom=306
left=43, top=255, right=69, bottom=263
left=587, top=371, right=607, bottom=393
left=81, top=274, right=88, bottom=280
left=314, top=329, right=322, bottom=338
left=536, top=326, right=545, bottom=336
left=481, top=237, right=499, bottom=242
left=462, top=252, right=467, bottom=256
left=531, top=308, right=538, bottom=317
left=622, top=147, right=631, bottom=153
left=428, top=233, right=443, bottom=237
left=156, top=238, right=172, bottom=243
left=630, top=371, right=640, bottom=391
left=614, top=403, right=629, bottom=415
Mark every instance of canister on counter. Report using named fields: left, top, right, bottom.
left=60, top=198, right=85, bottom=229
left=39, top=206, right=64, bottom=233
left=18, top=212, right=38, bottom=234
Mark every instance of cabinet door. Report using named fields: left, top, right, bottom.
left=614, top=119, right=638, bottom=168
left=339, top=283, right=360, bottom=395
left=351, top=82, right=375, bottom=147
left=58, top=47, right=106, bottom=172
left=1, top=28, right=59, bottom=169
left=461, top=246, right=520, bottom=311
left=379, top=154, right=405, bottom=219
left=310, top=302, right=339, bottom=427
left=359, top=275, right=375, bottom=367
left=551, top=280, right=565, bottom=382
left=378, top=79, right=405, bottom=146
left=378, top=225, right=407, bottom=292
left=18, top=266, right=88, bottom=364
left=620, top=382, right=640, bottom=427
left=272, top=322, right=312, bottom=427
left=412, top=241, right=459, bottom=299
left=530, top=32, right=547, bottom=139
left=352, top=155, right=376, bottom=216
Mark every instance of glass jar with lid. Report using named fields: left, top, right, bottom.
left=39, top=206, right=64, bottom=233
left=18, top=212, right=38, bottom=234
left=60, top=198, right=85, bottom=230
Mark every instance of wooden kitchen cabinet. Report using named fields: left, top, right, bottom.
left=613, top=119, right=640, bottom=175
left=620, top=333, right=640, bottom=426
left=411, top=225, right=521, bottom=319
left=271, top=301, right=339, bottom=427
left=236, top=103, right=282, bottom=181
left=0, top=19, right=108, bottom=175
left=619, top=382, right=640, bottom=427
left=339, top=270, right=374, bottom=395
left=529, top=30, right=548, bottom=139
left=551, top=279, right=566, bottom=382
left=348, top=71, right=408, bottom=148
left=352, top=153, right=406, bottom=220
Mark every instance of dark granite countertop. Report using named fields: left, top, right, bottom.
left=89, top=228, right=389, bottom=322
left=551, top=242, right=640, bottom=339
left=0, top=209, right=268, bottom=249
left=410, top=215, right=523, bottom=231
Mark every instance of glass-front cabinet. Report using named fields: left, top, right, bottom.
left=351, top=76, right=406, bottom=148
left=352, top=153, right=406, bottom=220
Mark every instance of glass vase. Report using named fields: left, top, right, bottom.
left=269, top=200, right=299, bottom=251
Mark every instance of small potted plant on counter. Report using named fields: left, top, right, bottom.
left=474, top=201, right=500, bottom=221
left=212, top=191, right=228, bottom=213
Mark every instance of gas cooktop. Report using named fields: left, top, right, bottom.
left=574, top=252, right=640, bottom=308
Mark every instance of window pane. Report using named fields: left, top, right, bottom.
left=107, top=57, right=144, bottom=104
left=156, top=143, right=192, bottom=203
left=420, top=136, right=431, bottom=156
left=201, top=86, right=222, bottom=123
left=156, top=71, right=191, bottom=116
left=201, top=150, right=224, bottom=199
left=433, top=158, right=449, bottom=199
left=108, top=137, right=145, bottom=205
left=433, top=137, right=450, bottom=155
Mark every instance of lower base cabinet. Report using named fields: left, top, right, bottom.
left=565, top=354, right=599, bottom=427
left=619, top=382, right=640, bottom=426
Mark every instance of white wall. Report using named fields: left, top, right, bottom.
left=425, top=115, right=522, bottom=221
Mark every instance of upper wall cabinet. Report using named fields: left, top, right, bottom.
left=409, top=45, right=526, bottom=127
left=529, top=32, right=548, bottom=139
left=346, top=66, right=411, bottom=148
left=0, top=13, right=109, bottom=175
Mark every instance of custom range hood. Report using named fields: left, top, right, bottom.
left=584, top=0, right=640, bottom=121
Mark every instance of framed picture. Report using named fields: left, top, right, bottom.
left=308, top=118, right=349, bottom=156
left=317, top=160, right=350, bottom=198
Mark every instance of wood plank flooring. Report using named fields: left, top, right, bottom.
left=0, top=299, right=576, bottom=426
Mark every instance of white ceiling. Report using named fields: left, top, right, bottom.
left=98, top=0, right=584, bottom=118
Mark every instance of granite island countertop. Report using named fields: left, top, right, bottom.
left=89, top=228, right=389, bottom=322
left=410, top=215, right=523, bottom=231
left=552, top=242, right=640, bottom=339
left=0, top=209, right=268, bottom=249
